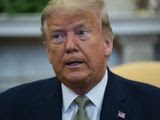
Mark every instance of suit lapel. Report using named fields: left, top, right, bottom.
left=30, top=77, right=62, bottom=120
left=100, top=69, right=129, bottom=120
left=28, top=69, right=131, bottom=120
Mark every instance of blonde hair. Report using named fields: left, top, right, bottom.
left=41, top=0, right=113, bottom=41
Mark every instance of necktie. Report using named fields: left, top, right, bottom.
left=74, top=95, right=90, bottom=120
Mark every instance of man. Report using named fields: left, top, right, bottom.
left=0, top=0, right=160, bottom=120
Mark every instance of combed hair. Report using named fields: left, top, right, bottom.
left=41, top=0, right=113, bottom=41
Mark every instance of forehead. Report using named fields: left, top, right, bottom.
left=46, top=9, right=100, bottom=29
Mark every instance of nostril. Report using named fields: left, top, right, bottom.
left=66, top=48, right=78, bottom=54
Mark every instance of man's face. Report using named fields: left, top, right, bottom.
left=45, top=9, right=113, bottom=94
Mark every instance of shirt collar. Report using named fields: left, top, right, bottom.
left=62, top=83, right=78, bottom=112
left=62, top=69, right=108, bottom=112
left=85, top=70, right=108, bottom=111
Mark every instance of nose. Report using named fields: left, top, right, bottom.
left=65, top=31, right=79, bottom=54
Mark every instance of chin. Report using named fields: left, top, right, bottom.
left=64, top=71, right=91, bottom=83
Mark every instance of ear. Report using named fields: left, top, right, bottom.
left=103, top=31, right=113, bottom=57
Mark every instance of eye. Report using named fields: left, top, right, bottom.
left=75, top=27, right=91, bottom=40
left=51, top=31, right=66, bottom=44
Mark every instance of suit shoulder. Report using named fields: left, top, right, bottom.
left=111, top=72, right=160, bottom=119
left=0, top=77, right=58, bottom=107
left=0, top=77, right=61, bottom=119
left=112, top=72, right=160, bottom=100
left=0, top=77, right=55, bottom=97
left=116, top=72, right=159, bottom=89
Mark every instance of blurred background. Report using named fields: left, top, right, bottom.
left=0, top=0, right=160, bottom=92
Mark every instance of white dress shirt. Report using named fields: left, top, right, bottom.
left=62, top=70, right=108, bottom=120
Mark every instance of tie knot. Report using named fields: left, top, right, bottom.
left=75, top=96, right=90, bottom=108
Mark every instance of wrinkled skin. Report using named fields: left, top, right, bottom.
left=44, top=9, right=113, bottom=95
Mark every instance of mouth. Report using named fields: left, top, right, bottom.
left=66, top=60, right=84, bottom=67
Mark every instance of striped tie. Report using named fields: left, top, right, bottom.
left=74, top=95, right=90, bottom=120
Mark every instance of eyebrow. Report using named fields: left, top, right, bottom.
left=72, top=20, right=92, bottom=28
left=51, top=29, right=64, bottom=33
left=50, top=26, right=63, bottom=32
left=50, top=20, right=92, bottom=32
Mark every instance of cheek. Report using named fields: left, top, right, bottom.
left=82, top=40, right=106, bottom=65
left=47, top=48, right=56, bottom=65
left=47, top=45, right=63, bottom=65
left=48, top=47, right=65, bottom=75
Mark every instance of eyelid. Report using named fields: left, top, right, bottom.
left=51, top=30, right=66, bottom=44
left=75, top=26, right=92, bottom=40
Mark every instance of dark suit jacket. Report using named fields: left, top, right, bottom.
left=0, top=69, right=160, bottom=120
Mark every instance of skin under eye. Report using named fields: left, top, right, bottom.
left=51, top=31, right=66, bottom=44
left=75, top=27, right=91, bottom=40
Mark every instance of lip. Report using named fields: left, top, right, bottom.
left=65, top=59, right=85, bottom=68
